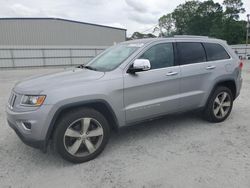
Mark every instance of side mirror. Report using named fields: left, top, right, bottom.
left=128, top=59, right=151, bottom=73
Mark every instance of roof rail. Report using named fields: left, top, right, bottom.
left=174, top=35, right=209, bottom=38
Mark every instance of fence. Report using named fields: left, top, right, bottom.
left=0, top=45, right=248, bottom=68
left=0, top=47, right=105, bottom=68
left=231, top=46, right=250, bottom=60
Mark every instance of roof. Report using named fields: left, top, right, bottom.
left=0, top=17, right=126, bottom=31
left=124, top=36, right=226, bottom=45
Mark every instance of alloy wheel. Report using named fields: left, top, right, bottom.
left=213, top=91, right=231, bottom=119
left=63, top=117, right=104, bottom=157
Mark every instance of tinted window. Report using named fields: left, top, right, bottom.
left=177, top=42, right=206, bottom=65
left=140, top=43, right=174, bottom=69
left=203, top=43, right=230, bottom=61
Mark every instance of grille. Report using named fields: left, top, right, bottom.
left=8, top=92, right=17, bottom=109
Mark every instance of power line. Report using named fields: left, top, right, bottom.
left=127, top=24, right=159, bottom=37
left=139, top=24, right=158, bottom=34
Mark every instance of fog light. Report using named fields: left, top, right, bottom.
left=22, top=122, right=32, bottom=130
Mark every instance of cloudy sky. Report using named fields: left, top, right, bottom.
left=0, top=0, right=249, bottom=36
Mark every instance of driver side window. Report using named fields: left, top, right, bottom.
left=140, top=43, right=174, bottom=70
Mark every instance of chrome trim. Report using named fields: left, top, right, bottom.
left=8, top=92, right=17, bottom=109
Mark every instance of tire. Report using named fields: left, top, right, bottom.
left=203, top=86, right=233, bottom=123
left=54, top=107, right=110, bottom=163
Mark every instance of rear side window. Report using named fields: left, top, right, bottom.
left=177, top=42, right=206, bottom=65
left=203, top=43, right=230, bottom=61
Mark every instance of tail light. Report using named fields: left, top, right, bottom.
left=239, top=61, right=243, bottom=70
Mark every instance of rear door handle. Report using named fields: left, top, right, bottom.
left=166, top=71, right=178, bottom=76
left=206, top=65, right=216, bottom=70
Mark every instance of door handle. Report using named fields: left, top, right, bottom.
left=166, top=71, right=178, bottom=76
left=206, top=65, right=216, bottom=70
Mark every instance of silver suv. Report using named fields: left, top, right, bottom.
left=6, top=36, right=243, bottom=163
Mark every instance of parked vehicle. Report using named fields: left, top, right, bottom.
left=6, top=36, right=243, bottom=163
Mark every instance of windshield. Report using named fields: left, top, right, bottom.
left=85, top=44, right=140, bottom=72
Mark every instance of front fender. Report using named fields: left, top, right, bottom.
left=43, top=99, right=120, bottom=149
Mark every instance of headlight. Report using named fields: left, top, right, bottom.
left=21, top=95, right=46, bottom=106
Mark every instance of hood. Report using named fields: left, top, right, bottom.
left=14, top=68, right=105, bottom=94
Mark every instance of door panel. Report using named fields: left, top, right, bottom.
left=124, top=42, right=181, bottom=123
left=179, top=63, right=213, bottom=110
left=177, top=42, right=226, bottom=110
left=124, top=67, right=180, bottom=123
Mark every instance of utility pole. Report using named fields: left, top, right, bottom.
left=246, top=14, right=250, bottom=59
left=159, top=25, right=163, bottom=38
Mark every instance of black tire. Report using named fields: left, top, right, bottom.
left=203, top=86, right=233, bottom=123
left=54, top=107, right=110, bottom=163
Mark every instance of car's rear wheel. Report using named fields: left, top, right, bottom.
left=54, top=108, right=110, bottom=163
left=203, top=86, right=233, bottom=122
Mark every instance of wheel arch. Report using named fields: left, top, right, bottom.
left=214, top=80, right=236, bottom=99
left=45, top=99, right=119, bottom=147
left=206, top=79, right=237, bottom=107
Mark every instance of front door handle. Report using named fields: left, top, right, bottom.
left=206, top=65, right=216, bottom=70
left=166, top=71, right=178, bottom=76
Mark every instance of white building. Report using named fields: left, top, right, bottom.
left=231, top=44, right=250, bottom=60
left=0, top=18, right=126, bottom=68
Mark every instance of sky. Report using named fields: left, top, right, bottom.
left=0, top=0, right=249, bottom=36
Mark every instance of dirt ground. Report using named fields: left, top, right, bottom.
left=0, top=62, right=250, bottom=188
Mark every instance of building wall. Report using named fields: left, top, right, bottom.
left=0, top=18, right=126, bottom=68
left=231, top=44, right=250, bottom=59
left=0, top=18, right=126, bottom=46
left=0, top=46, right=105, bottom=68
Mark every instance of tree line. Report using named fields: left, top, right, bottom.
left=128, top=0, right=247, bottom=45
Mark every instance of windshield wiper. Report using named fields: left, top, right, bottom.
left=77, top=65, right=97, bottom=71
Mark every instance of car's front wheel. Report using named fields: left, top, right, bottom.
left=54, top=108, right=110, bottom=163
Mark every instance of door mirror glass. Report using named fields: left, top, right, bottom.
left=128, top=59, right=151, bottom=73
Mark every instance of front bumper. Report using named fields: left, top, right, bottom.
left=8, top=120, right=45, bottom=150
left=6, top=104, right=54, bottom=152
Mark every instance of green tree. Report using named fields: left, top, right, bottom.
left=172, top=1, right=201, bottom=34
left=220, top=20, right=246, bottom=44
left=156, top=0, right=246, bottom=44
left=223, top=0, right=245, bottom=20
left=221, top=0, right=246, bottom=44
left=188, top=0, right=223, bottom=36
left=156, top=13, right=175, bottom=36
left=136, top=0, right=246, bottom=44
left=127, top=32, right=156, bottom=40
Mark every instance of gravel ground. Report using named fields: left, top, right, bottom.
left=0, top=62, right=250, bottom=188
